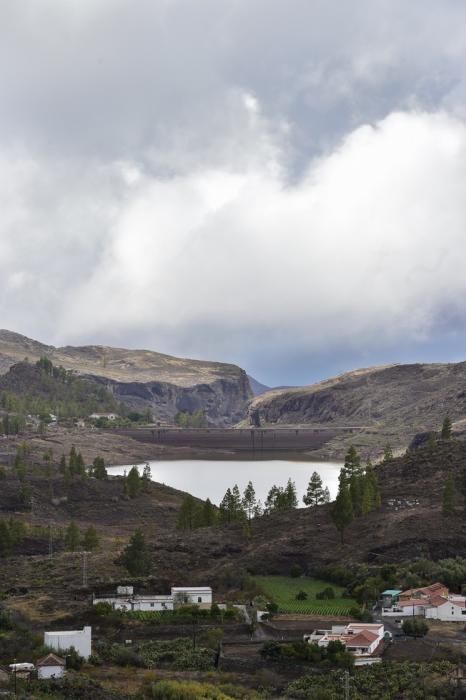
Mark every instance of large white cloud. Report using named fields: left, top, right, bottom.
left=2, top=108, right=466, bottom=382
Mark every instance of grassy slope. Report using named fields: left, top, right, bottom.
left=255, top=575, right=356, bottom=614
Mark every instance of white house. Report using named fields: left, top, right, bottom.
left=425, top=598, right=466, bottom=621
left=44, top=626, right=92, bottom=660
left=305, top=623, right=385, bottom=657
left=93, top=585, right=212, bottom=611
left=171, top=587, right=212, bottom=606
left=36, top=653, right=66, bottom=679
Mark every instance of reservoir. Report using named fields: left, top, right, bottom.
left=107, top=458, right=342, bottom=507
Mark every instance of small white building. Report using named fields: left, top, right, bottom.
left=171, top=587, right=212, bottom=606
left=44, top=626, right=92, bottom=660
left=37, top=653, right=66, bottom=679
left=89, top=412, right=118, bottom=421
left=93, top=585, right=212, bottom=611
left=305, top=623, right=385, bottom=657
left=425, top=598, right=466, bottom=621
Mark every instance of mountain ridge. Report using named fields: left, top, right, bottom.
left=0, top=330, right=252, bottom=425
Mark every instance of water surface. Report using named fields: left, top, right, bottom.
left=108, top=458, right=342, bottom=507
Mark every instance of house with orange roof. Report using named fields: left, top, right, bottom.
left=304, top=622, right=385, bottom=657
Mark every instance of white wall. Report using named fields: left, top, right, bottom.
left=426, top=603, right=466, bottom=621
left=94, top=596, right=174, bottom=611
left=44, top=627, right=92, bottom=660
left=171, top=588, right=212, bottom=605
left=38, top=666, right=65, bottom=679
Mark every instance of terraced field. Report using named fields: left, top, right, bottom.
left=255, top=575, right=357, bottom=615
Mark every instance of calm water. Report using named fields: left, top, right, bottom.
left=107, top=458, right=342, bottom=507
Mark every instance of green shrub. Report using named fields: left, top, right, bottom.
left=295, top=591, right=308, bottom=600
left=147, top=679, right=233, bottom=699
left=93, top=601, right=113, bottom=616
left=402, top=618, right=429, bottom=637
left=316, top=587, right=335, bottom=600
left=290, top=564, right=303, bottom=578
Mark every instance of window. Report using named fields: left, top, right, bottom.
left=150, top=603, right=154, bottom=608
left=198, top=597, right=202, bottom=603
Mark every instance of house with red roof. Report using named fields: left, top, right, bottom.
left=304, top=622, right=385, bottom=657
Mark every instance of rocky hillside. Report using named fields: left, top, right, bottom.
left=0, top=330, right=252, bottom=425
left=247, top=362, right=466, bottom=456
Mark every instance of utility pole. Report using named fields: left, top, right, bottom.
left=344, top=670, right=350, bottom=700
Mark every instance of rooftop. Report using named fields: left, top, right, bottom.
left=37, top=654, right=65, bottom=667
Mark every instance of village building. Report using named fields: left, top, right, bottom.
left=382, top=582, right=466, bottom=621
left=171, top=586, right=212, bottom=606
left=381, top=589, right=402, bottom=607
left=304, top=623, right=385, bottom=657
left=36, top=653, right=66, bottom=679
left=89, top=412, right=118, bottom=421
left=44, top=626, right=92, bottom=660
left=93, top=585, right=212, bottom=611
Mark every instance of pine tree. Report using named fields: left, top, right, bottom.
left=69, top=446, right=78, bottom=476
left=331, top=470, right=354, bottom=543
left=59, top=454, right=67, bottom=474
left=442, top=472, right=455, bottom=515
left=441, top=416, right=452, bottom=440
left=141, top=462, right=152, bottom=491
left=92, top=456, right=107, bottom=480
left=82, top=525, right=99, bottom=551
left=343, top=445, right=361, bottom=478
left=126, top=466, right=141, bottom=498
left=231, top=484, right=245, bottom=519
left=65, top=521, right=80, bottom=551
left=303, top=471, right=330, bottom=507
left=383, top=444, right=393, bottom=462
left=75, top=452, right=86, bottom=477
left=284, top=478, right=298, bottom=509
left=200, top=498, right=216, bottom=527
left=253, top=500, right=263, bottom=518
left=13, top=449, right=26, bottom=481
left=350, top=473, right=363, bottom=516
left=177, top=494, right=198, bottom=531
left=264, top=485, right=280, bottom=514
left=0, top=520, right=12, bottom=556
left=119, top=529, right=150, bottom=576
left=242, top=481, right=257, bottom=521
left=219, top=488, right=235, bottom=523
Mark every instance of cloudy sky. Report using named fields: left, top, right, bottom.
left=2, top=1, right=466, bottom=386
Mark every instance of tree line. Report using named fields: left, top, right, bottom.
left=177, top=472, right=331, bottom=532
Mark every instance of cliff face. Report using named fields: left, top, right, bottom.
left=0, top=330, right=252, bottom=425
left=89, top=373, right=252, bottom=425
left=248, top=362, right=466, bottom=455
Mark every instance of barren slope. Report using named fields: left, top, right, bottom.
left=248, top=361, right=466, bottom=455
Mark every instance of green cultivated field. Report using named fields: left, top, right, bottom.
left=255, top=575, right=357, bottom=615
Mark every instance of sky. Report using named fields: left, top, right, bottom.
left=2, top=1, right=466, bottom=386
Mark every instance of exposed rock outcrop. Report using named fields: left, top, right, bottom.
left=0, top=330, right=252, bottom=425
